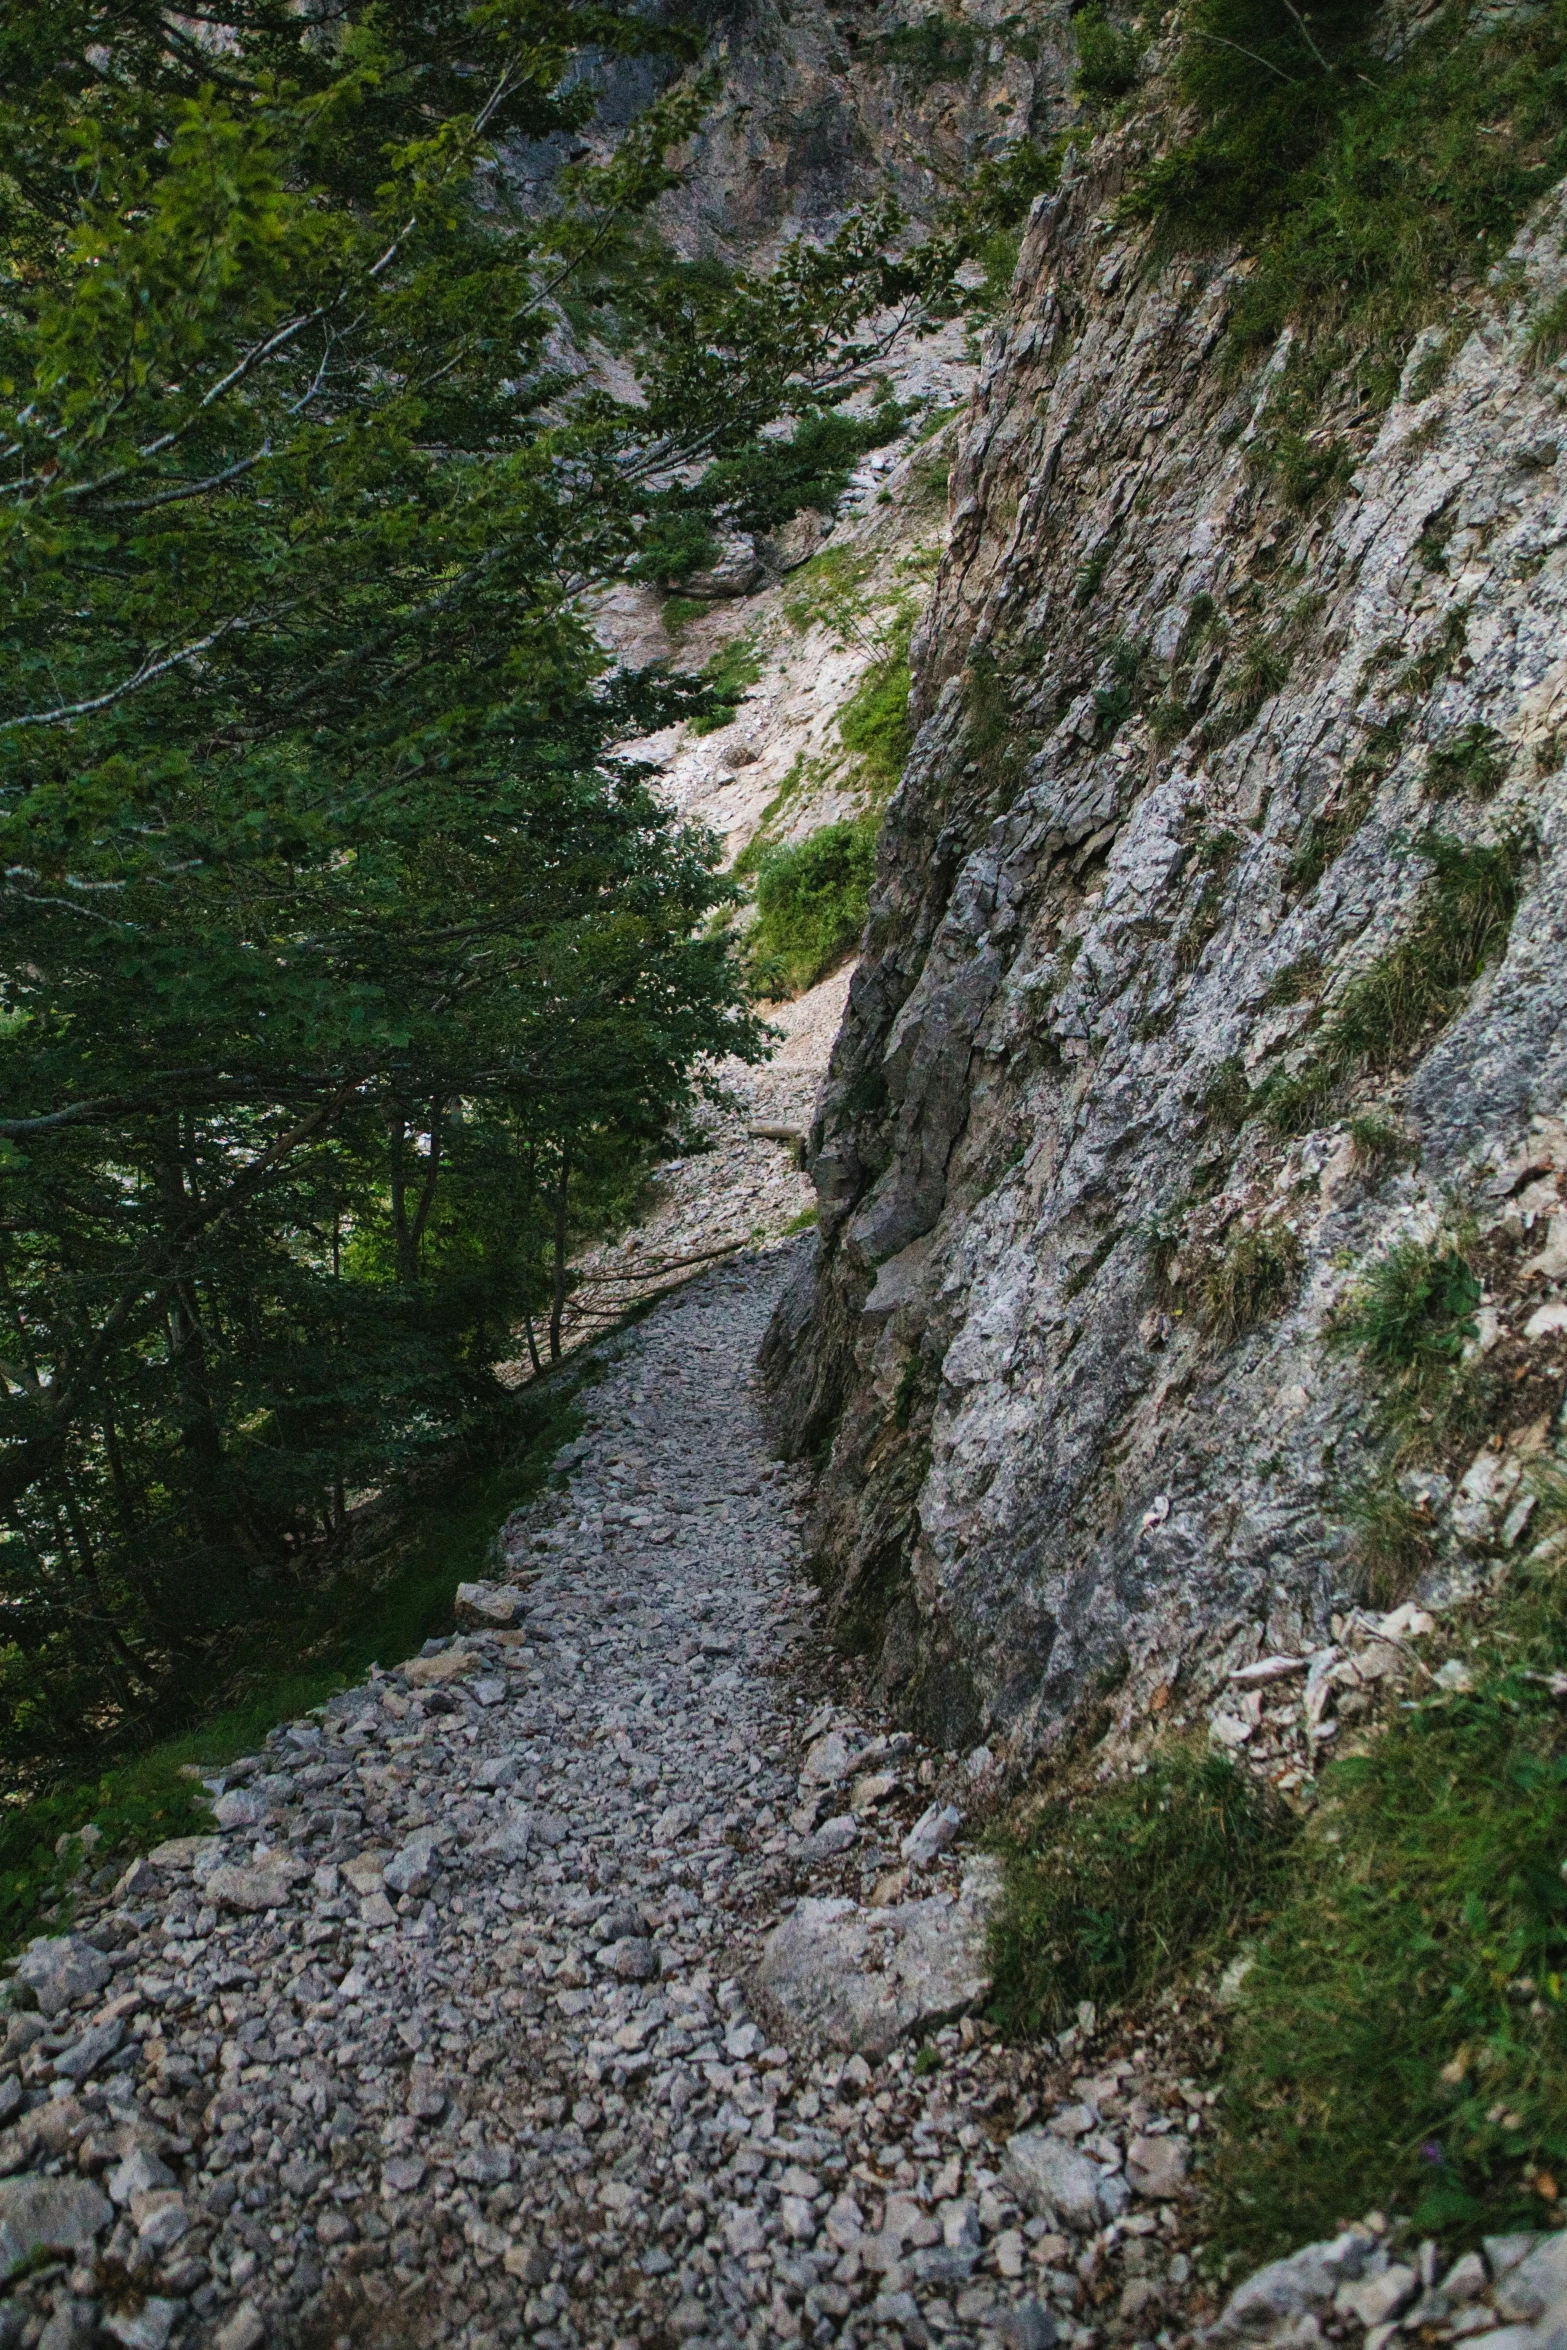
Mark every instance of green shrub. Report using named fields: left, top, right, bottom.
left=707, top=403, right=904, bottom=535
left=748, top=818, right=879, bottom=996
left=838, top=631, right=914, bottom=796
left=1130, top=0, right=1567, bottom=397
left=1074, top=5, right=1143, bottom=102
left=989, top=1744, right=1292, bottom=2038
left=870, top=13, right=981, bottom=86
left=1200, top=1218, right=1304, bottom=1341
left=690, top=633, right=764, bottom=736
left=1214, top=1548, right=1567, bottom=2253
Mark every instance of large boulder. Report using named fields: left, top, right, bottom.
left=0, top=2175, right=113, bottom=2279
left=12, top=1933, right=111, bottom=2017
left=755, top=1857, right=999, bottom=2057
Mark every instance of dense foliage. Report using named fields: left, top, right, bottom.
left=0, top=0, right=949, bottom=1773
left=989, top=1744, right=1290, bottom=2037
left=1135, top=0, right=1567, bottom=394
left=1216, top=1548, right=1567, bottom=2251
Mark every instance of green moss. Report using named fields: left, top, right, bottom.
left=989, top=1743, right=1292, bottom=2038
left=747, top=817, right=879, bottom=997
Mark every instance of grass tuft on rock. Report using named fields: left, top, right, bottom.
left=747, top=818, right=878, bottom=997
left=1200, top=1219, right=1304, bottom=1342
left=1214, top=1543, right=1567, bottom=2255
left=989, top=1744, right=1292, bottom=2039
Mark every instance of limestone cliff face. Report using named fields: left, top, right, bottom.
left=766, top=143, right=1567, bottom=1756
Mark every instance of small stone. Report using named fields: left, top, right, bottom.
left=103, top=2303, right=179, bottom=2350
left=1338, top=2268, right=1419, bottom=2329
left=804, top=1814, right=858, bottom=1858
left=901, top=1802, right=961, bottom=1866
left=129, top=2189, right=188, bottom=2256
left=400, top=1648, right=473, bottom=1686
left=0, top=2176, right=113, bottom=2279
left=995, top=2302, right=1058, bottom=2350
left=212, top=2305, right=266, bottom=2350
left=610, top=1938, right=658, bottom=1982
left=12, top=1936, right=111, bottom=2019
left=454, top=1581, right=525, bottom=1629
left=211, top=1788, right=270, bottom=1830
left=1126, top=2132, right=1188, bottom=2197
left=52, top=2015, right=124, bottom=2082
left=1001, top=2131, right=1104, bottom=2230
left=205, top=1861, right=297, bottom=1913
left=382, top=2155, right=426, bottom=2195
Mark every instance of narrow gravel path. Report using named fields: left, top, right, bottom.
left=3, top=1244, right=1208, bottom=2350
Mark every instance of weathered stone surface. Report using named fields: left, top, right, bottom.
left=401, top=1646, right=473, bottom=1686
left=1001, top=2132, right=1105, bottom=2231
left=1207, top=2233, right=1374, bottom=2341
left=0, top=2176, right=112, bottom=2278
left=205, top=1860, right=299, bottom=1912
left=11, top=1933, right=110, bottom=2017
left=454, top=1580, right=525, bottom=1629
left=755, top=1857, right=1000, bottom=2055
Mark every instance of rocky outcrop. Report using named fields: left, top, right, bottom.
left=767, top=136, right=1567, bottom=1753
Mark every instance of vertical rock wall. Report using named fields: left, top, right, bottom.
left=767, top=147, right=1567, bottom=1756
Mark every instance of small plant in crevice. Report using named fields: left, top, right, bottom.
left=1326, top=1233, right=1481, bottom=1451
left=1200, top=1054, right=1253, bottom=1130
left=1259, top=952, right=1323, bottom=1009
left=1259, top=829, right=1527, bottom=1136
left=989, top=1743, right=1294, bottom=2040
left=1340, top=1475, right=1439, bottom=1608
left=1199, top=1219, right=1304, bottom=1343
left=1176, top=829, right=1244, bottom=973
left=1346, top=1113, right=1417, bottom=1178
left=1425, top=723, right=1508, bottom=802
left=1525, top=287, right=1567, bottom=372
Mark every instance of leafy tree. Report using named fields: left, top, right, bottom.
left=0, top=0, right=956, bottom=1766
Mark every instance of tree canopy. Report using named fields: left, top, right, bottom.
left=0, top=0, right=950, bottom=1767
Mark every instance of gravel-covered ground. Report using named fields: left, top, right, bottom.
left=0, top=1245, right=1216, bottom=2350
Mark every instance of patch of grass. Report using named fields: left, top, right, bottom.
left=1526, top=287, right=1567, bottom=371
left=1327, top=1235, right=1480, bottom=1426
left=913, top=2041, right=943, bottom=2077
left=1261, top=830, right=1526, bottom=1135
left=1213, top=1543, right=1567, bottom=2255
left=1341, top=1476, right=1440, bottom=1609
left=1260, top=952, right=1322, bottom=1008
left=733, top=756, right=811, bottom=879
left=1249, top=427, right=1354, bottom=513
left=1129, top=0, right=1567, bottom=403
left=0, top=1375, right=583, bottom=1951
left=661, top=594, right=711, bottom=640
left=838, top=623, right=914, bottom=796
left=1073, top=545, right=1113, bottom=607
left=1201, top=1054, right=1252, bottom=1129
left=1074, top=4, right=1143, bottom=103
left=869, top=12, right=981, bottom=86
left=747, top=817, right=878, bottom=997
left=783, top=1203, right=819, bottom=1235
left=989, top=1743, right=1293, bottom=2038
left=1426, top=724, right=1508, bottom=803
left=782, top=545, right=878, bottom=638
left=1200, top=1219, right=1304, bottom=1343
left=1347, top=1113, right=1416, bottom=1177
left=689, top=632, right=764, bottom=736
left=1228, top=631, right=1293, bottom=721
left=1284, top=762, right=1384, bottom=895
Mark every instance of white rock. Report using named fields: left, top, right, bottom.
left=901, top=1801, right=961, bottom=1865
left=755, top=1858, right=1000, bottom=2056
left=1001, top=2131, right=1104, bottom=2231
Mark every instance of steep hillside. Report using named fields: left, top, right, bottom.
left=766, top=82, right=1567, bottom=1759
